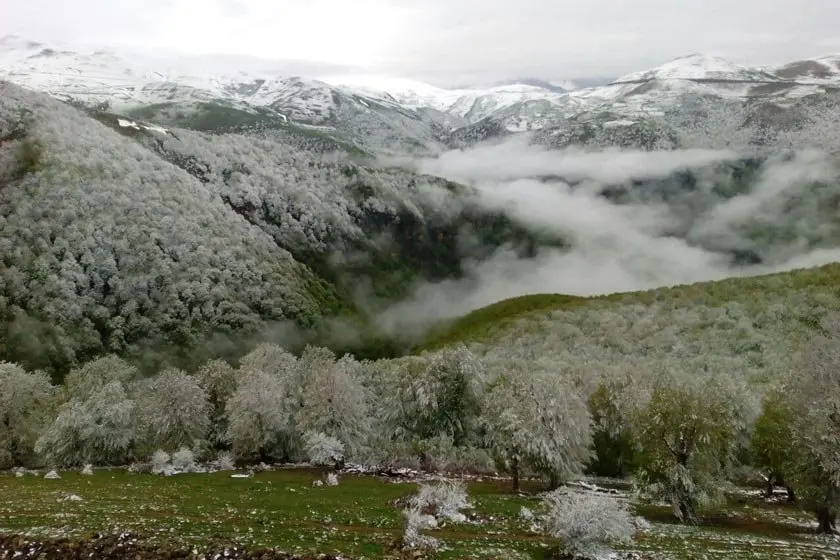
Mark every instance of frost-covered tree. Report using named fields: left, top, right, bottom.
left=785, top=314, right=840, bottom=534
left=133, top=368, right=211, bottom=453
left=587, top=379, right=639, bottom=478
left=750, top=388, right=796, bottom=501
left=482, top=369, right=592, bottom=490
left=62, top=355, right=138, bottom=401
left=35, top=380, right=136, bottom=466
left=633, top=375, right=738, bottom=523
left=0, top=362, right=55, bottom=468
left=408, top=345, right=486, bottom=449
left=225, top=367, right=297, bottom=461
left=195, top=359, right=238, bottom=448
left=295, top=347, right=369, bottom=461
left=542, top=490, right=635, bottom=559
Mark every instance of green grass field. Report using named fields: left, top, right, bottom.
left=1, top=469, right=837, bottom=559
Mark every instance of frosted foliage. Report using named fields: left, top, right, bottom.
left=196, top=359, right=238, bottom=446
left=786, top=314, right=840, bottom=524
left=225, top=368, right=295, bottom=459
left=0, top=83, right=330, bottom=370
left=295, top=347, right=368, bottom=453
left=402, top=508, right=440, bottom=550
left=542, top=490, right=635, bottom=558
left=633, top=376, right=737, bottom=523
left=410, top=344, right=486, bottom=445
left=171, top=448, right=197, bottom=472
left=482, top=370, right=593, bottom=483
left=304, top=431, right=345, bottom=466
left=133, top=368, right=211, bottom=451
left=35, top=381, right=135, bottom=466
left=238, top=344, right=299, bottom=381
left=196, top=359, right=238, bottom=404
left=411, top=480, right=470, bottom=522
left=63, top=356, right=138, bottom=401
left=0, top=362, right=54, bottom=468
left=153, top=123, right=451, bottom=254
left=150, top=450, right=170, bottom=474
left=216, top=451, right=235, bottom=471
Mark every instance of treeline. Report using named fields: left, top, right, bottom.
left=3, top=307, right=840, bottom=533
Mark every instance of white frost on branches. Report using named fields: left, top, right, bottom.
left=133, top=368, right=211, bottom=453
left=0, top=362, right=55, bottom=469
left=542, top=490, right=636, bottom=559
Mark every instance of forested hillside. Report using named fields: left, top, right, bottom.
left=0, top=82, right=561, bottom=375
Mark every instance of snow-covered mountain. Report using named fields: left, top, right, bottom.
left=613, top=54, right=783, bottom=83
left=3, top=34, right=840, bottom=150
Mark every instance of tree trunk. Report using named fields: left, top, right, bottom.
left=511, top=457, right=520, bottom=492
left=678, top=500, right=698, bottom=524
left=764, top=477, right=775, bottom=499
left=815, top=507, right=839, bottom=535
left=785, top=486, right=796, bottom=504
left=548, top=471, right=561, bottom=491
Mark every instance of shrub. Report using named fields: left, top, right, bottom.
left=542, top=490, right=635, bottom=559
left=410, top=479, right=470, bottom=523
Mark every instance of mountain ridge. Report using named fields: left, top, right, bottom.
left=5, top=33, right=840, bottom=140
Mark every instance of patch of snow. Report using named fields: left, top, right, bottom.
left=603, top=119, right=637, bottom=128
left=117, top=118, right=139, bottom=129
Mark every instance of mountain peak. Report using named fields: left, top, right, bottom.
left=613, top=53, right=782, bottom=83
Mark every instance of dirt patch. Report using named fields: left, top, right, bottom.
left=0, top=533, right=347, bottom=560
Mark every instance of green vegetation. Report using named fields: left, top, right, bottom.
left=419, top=263, right=840, bottom=350
left=0, top=469, right=835, bottom=559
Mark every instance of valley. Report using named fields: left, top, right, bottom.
left=3, top=31, right=840, bottom=559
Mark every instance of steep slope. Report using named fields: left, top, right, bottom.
left=0, top=82, right=570, bottom=374
left=0, top=82, right=342, bottom=374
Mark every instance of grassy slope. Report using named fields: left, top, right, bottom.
left=419, top=263, right=840, bottom=351
left=1, top=469, right=835, bottom=560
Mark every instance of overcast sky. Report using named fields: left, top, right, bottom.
left=4, top=0, right=840, bottom=85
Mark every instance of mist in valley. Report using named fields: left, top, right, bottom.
left=375, top=136, right=840, bottom=334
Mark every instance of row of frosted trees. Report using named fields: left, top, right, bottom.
left=2, top=318, right=840, bottom=534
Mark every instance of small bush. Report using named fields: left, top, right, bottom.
left=216, top=451, right=235, bottom=471
left=542, top=490, right=635, bottom=559
left=410, top=479, right=470, bottom=523
left=171, top=448, right=197, bottom=472
left=150, top=450, right=170, bottom=475
left=402, top=507, right=440, bottom=550
left=304, top=431, right=345, bottom=468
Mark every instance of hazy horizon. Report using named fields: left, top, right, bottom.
left=3, top=0, right=840, bottom=87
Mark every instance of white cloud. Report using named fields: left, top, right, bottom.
left=375, top=139, right=840, bottom=335
left=3, top=0, right=840, bottom=84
